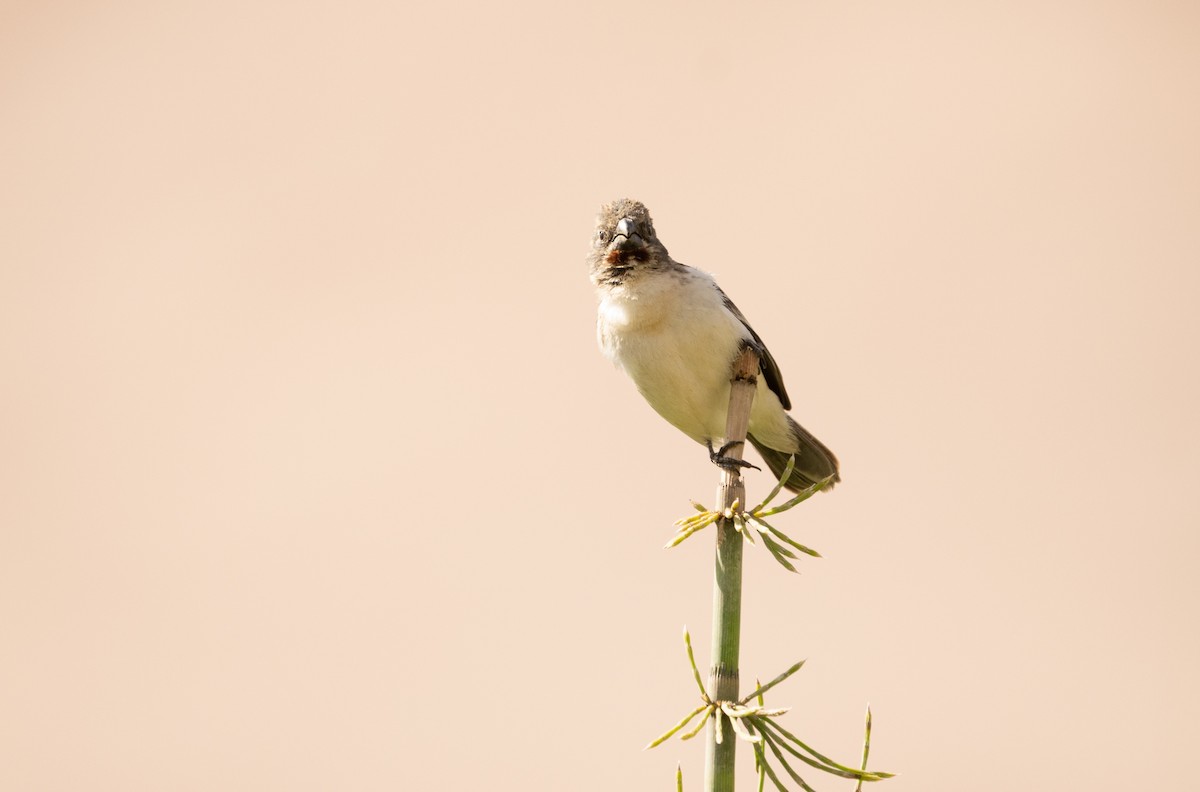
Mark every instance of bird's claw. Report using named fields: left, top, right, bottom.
left=706, top=440, right=761, bottom=472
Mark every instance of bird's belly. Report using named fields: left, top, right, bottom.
left=611, top=319, right=741, bottom=444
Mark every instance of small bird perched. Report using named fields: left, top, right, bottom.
left=588, top=199, right=839, bottom=493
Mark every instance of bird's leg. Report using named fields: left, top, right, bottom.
left=706, top=439, right=761, bottom=472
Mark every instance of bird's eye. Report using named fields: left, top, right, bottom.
left=595, top=229, right=610, bottom=245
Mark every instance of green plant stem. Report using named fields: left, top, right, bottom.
left=704, top=344, right=760, bottom=792
left=705, top=517, right=744, bottom=792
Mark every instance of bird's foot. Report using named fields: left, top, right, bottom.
left=706, top=439, right=761, bottom=472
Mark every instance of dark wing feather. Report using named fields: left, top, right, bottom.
left=719, top=289, right=791, bottom=410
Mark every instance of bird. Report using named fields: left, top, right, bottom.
left=588, top=198, right=839, bottom=493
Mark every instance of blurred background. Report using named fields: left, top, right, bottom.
left=2, top=2, right=1198, bottom=790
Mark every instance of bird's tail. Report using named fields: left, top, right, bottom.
left=748, top=416, right=840, bottom=494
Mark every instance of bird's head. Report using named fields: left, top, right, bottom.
left=587, top=199, right=670, bottom=287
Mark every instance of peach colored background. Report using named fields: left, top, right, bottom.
left=2, top=2, right=1198, bottom=790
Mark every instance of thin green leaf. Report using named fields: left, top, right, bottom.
left=744, top=516, right=820, bottom=559
left=676, top=763, right=683, bottom=792
left=739, top=660, right=805, bottom=705
left=755, top=454, right=796, bottom=512
left=855, top=706, right=873, bottom=792
left=752, top=686, right=767, bottom=792
left=757, top=718, right=893, bottom=781
left=683, top=628, right=707, bottom=697
left=760, top=534, right=800, bottom=573
left=665, top=516, right=717, bottom=547
left=755, top=740, right=789, bottom=792
left=675, top=510, right=717, bottom=529
left=763, top=542, right=799, bottom=573
left=645, top=704, right=709, bottom=749
left=770, top=716, right=893, bottom=779
left=751, top=516, right=821, bottom=557
left=679, top=705, right=713, bottom=741
left=759, top=728, right=818, bottom=792
left=759, top=532, right=797, bottom=559
left=755, top=477, right=832, bottom=518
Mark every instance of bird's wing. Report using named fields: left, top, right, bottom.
left=718, top=289, right=791, bottom=411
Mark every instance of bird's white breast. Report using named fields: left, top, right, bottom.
left=597, top=268, right=751, bottom=444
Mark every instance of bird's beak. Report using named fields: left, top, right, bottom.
left=613, top=217, right=643, bottom=249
